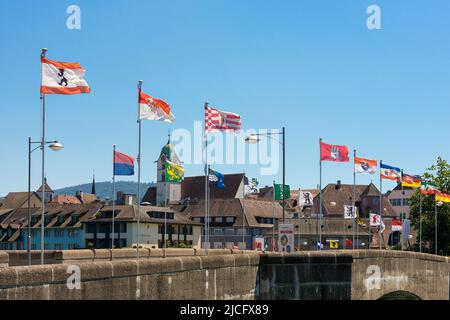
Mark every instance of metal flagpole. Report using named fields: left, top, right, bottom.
left=319, top=138, right=323, bottom=251
left=353, top=150, right=356, bottom=250
left=242, top=170, right=245, bottom=249
left=112, top=144, right=116, bottom=251
left=400, top=170, right=404, bottom=251
left=40, top=48, right=47, bottom=265
left=419, top=192, right=423, bottom=253
left=27, top=137, right=32, bottom=265
left=434, top=197, right=438, bottom=255
left=136, top=80, right=143, bottom=259
left=379, top=160, right=383, bottom=251
left=272, top=180, right=275, bottom=251
left=298, top=187, right=301, bottom=250
left=204, top=102, right=209, bottom=255
left=164, top=181, right=167, bottom=253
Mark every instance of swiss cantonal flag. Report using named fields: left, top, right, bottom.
left=41, top=57, right=90, bottom=94
left=320, top=141, right=349, bottom=162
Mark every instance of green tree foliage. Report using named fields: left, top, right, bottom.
left=409, top=157, right=450, bottom=255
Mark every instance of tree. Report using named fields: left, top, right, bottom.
left=409, top=157, right=450, bottom=255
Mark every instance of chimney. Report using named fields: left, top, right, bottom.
left=336, top=180, right=342, bottom=190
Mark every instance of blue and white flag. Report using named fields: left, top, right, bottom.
left=208, top=169, right=225, bottom=189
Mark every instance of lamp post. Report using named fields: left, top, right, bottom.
left=435, top=200, right=443, bottom=255
left=245, top=127, right=286, bottom=222
left=27, top=137, right=63, bottom=266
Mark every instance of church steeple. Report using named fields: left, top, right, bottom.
left=91, top=171, right=96, bottom=195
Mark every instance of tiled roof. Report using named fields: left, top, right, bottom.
left=181, top=173, right=244, bottom=200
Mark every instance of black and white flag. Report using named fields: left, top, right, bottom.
left=344, top=205, right=357, bottom=219
left=299, top=191, right=314, bottom=207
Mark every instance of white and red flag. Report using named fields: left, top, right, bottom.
left=139, top=90, right=174, bottom=123
left=205, top=106, right=241, bottom=133
left=320, top=141, right=349, bottom=162
left=355, top=156, right=377, bottom=174
left=41, top=57, right=90, bottom=94
left=392, top=219, right=402, bottom=232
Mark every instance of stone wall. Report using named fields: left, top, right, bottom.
left=350, top=250, right=450, bottom=300
left=5, top=248, right=240, bottom=266
left=0, top=253, right=260, bottom=300
left=0, top=250, right=448, bottom=300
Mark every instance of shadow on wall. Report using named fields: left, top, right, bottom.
left=255, top=253, right=353, bottom=300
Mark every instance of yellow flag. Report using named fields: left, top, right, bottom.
left=329, top=240, right=339, bottom=249
left=436, top=193, right=450, bottom=203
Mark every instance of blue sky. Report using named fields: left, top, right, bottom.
left=0, top=0, right=449, bottom=196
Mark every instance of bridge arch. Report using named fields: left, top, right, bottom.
left=378, top=290, right=422, bottom=300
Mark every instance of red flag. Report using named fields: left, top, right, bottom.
left=205, top=106, right=241, bottom=133
left=345, top=238, right=353, bottom=248
left=320, top=141, right=349, bottom=162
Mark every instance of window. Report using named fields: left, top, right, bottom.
left=120, top=223, right=127, bottom=233
left=54, top=244, right=64, bottom=250
left=68, top=229, right=77, bottom=237
left=99, top=224, right=108, bottom=233
left=58, top=215, right=65, bottom=224
left=31, top=244, right=37, bottom=250
left=215, top=217, right=223, bottom=223
left=86, top=224, right=95, bottom=233
left=44, top=230, right=51, bottom=237
left=213, top=228, right=223, bottom=235
left=54, top=229, right=64, bottom=237
left=225, top=228, right=235, bottom=235
left=69, top=243, right=78, bottom=249
left=226, top=217, right=234, bottom=223
left=71, top=214, right=79, bottom=224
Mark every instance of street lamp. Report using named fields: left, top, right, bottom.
left=435, top=200, right=444, bottom=255
left=27, top=137, right=63, bottom=266
left=245, top=127, right=286, bottom=222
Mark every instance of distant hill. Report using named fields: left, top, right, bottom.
left=54, top=181, right=155, bottom=202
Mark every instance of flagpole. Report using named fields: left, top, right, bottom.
left=319, top=138, right=322, bottom=251
left=298, top=187, right=301, bottom=251
left=136, top=80, right=143, bottom=259
left=419, top=192, right=423, bottom=253
left=112, top=144, right=116, bottom=251
left=434, top=196, right=437, bottom=255
left=272, top=180, right=275, bottom=251
left=353, top=149, right=356, bottom=250
left=242, top=170, right=245, bottom=249
left=204, top=102, right=209, bottom=255
left=40, top=48, right=47, bottom=265
left=400, top=169, right=404, bottom=251
left=379, top=160, right=383, bottom=251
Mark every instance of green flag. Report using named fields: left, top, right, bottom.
left=274, top=183, right=290, bottom=200
left=165, top=160, right=184, bottom=183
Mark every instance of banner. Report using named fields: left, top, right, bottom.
left=299, top=191, right=314, bottom=207
left=344, top=205, right=357, bottom=219
left=278, top=224, right=294, bottom=253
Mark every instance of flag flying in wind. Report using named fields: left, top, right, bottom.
left=165, top=159, right=184, bottom=183
left=401, top=173, right=422, bottom=188
left=113, top=151, right=135, bottom=176
left=205, top=106, right=241, bottom=133
left=392, top=219, right=402, bottom=232
left=320, top=141, right=349, bottom=162
left=355, top=157, right=377, bottom=174
left=436, top=192, right=450, bottom=203
left=209, top=169, right=225, bottom=189
left=41, top=57, right=90, bottom=94
left=274, top=184, right=290, bottom=201
left=139, top=91, right=174, bottom=123
left=420, top=182, right=440, bottom=195
left=380, top=163, right=401, bottom=181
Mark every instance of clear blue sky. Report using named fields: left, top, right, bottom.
left=1, top=0, right=449, bottom=196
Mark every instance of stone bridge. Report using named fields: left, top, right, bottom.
left=0, top=249, right=448, bottom=300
